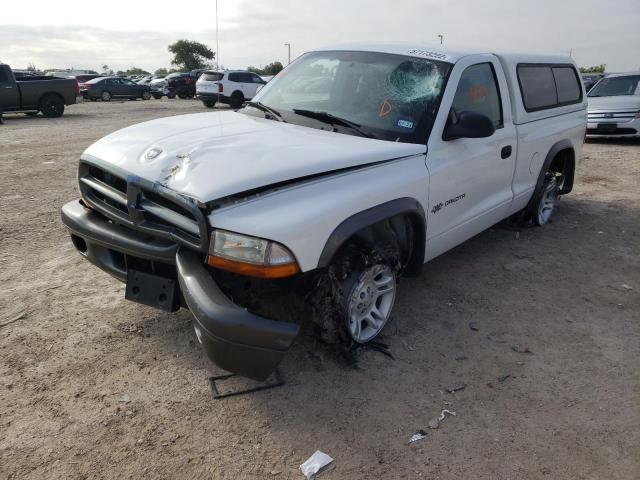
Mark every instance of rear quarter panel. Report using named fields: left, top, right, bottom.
left=509, top=108, right=586, bottom=213
left=206, top=155, right=430, bottom=272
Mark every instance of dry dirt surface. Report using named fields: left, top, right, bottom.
left=1, top=100, right=639, bottom=480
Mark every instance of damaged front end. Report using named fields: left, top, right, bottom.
left=62, top=159, right=304, bottom=381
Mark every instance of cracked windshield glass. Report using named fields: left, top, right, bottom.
left=246, top=50, right=452, bottom=144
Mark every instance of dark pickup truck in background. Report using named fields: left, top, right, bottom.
left=0, top=64, right=81, bottom=117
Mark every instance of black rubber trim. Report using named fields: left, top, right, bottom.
left=317, top=197, right=426, bottom=270
left=176, top=249, right=300, bottom=381
left=525, top=139, right=574, bottom=214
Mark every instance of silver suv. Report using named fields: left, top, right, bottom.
left=196, top=70, right=267, bottom=109
left=587, top=72, right=640, bottom=139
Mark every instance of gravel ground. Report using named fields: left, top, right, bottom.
left=1, top=100, right=639, bottom=480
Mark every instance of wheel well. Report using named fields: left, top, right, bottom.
left=549, top=148, right=575, bottom=194
left=231, top=90, right=244, bottom=98
left=38, top=92, right=64, bottom=109
left=321, top=209, right=425, bottom=277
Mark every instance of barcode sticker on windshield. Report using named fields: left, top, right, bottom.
left=397, top=119, right=415, bottom=130
left=407, top=49, right=449, bottom=61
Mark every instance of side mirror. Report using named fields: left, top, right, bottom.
left=442, top=110, right=495, bottom=141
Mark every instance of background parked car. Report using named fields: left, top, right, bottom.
left=582, top=73, right=605, bottom=92
left=136, top=75, right=154, bottom=86
left=166, top=72, right=197, bottom=99
left=74, top=74, right=103, bottom=84
left=81, top=77, right=151, bottom=101
left=196, top=70, right=266, bottom=108
left=586, top=72, right=640, bottom=138
left=0, top=63, right=81, bottom=117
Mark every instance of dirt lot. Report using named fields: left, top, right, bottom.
left=1, top=100, right=639, bottom=480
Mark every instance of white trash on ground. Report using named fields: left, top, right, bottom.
left=300, top=450, right=334, bottom=479
left=408, top=430, right=428, bottom=443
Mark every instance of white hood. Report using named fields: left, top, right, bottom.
left=587, top=95, right=640, bottom=111
left=83, top=111, right=426, bottom=202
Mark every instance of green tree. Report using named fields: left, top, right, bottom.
left=580, top=64, right=606, bottom=74
left=27, top=63, right=38, bottom=72
left=101, top=64, right=114, bottom=75
left=248, top=61, right=284, bottom=76
left=154, top=67, right=169, bottom=76
left=124, top=67, right=150, bottom=75
left=168, top=40, right=215, bottom=71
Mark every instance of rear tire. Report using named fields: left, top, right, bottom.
left=178, top=93, right=188, bottom=99
left=152, top=93, right=162, bottom=99
left=202, top=100, right=216, bottom=109
left=230, top=91, right=244, bottom=109
left=533, top=172, right=561, bottom=226
left=40, top=95, right=65, bottom=118
left=142, top=91, right=151, bottom=100
left=101, top=91, right=112, bottom=102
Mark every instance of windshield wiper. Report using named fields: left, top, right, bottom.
left=244, top=101, right=285, bottom=122
left=292, top=109, right=375, bottom=138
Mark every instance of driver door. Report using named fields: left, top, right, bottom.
left=425, top=55, right=516, bottom=260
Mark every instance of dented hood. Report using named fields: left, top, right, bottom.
left=83, top=111, right=426, bottom=202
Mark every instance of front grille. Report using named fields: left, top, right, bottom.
left=587, top=111, right=637, bottom=122
left=78, top=161, right=209, bottom=251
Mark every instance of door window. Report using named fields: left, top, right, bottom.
left=451, top=63, right=503, bottom=129
left=0, top=69, right=8, bottom=82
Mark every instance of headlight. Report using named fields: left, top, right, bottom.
left=207, top=230, right=299, bottom=278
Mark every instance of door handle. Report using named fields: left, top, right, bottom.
left=501, top=146, right=512, bottom=159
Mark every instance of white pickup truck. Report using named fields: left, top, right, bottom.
left=61, top=45, right=587, bottom=380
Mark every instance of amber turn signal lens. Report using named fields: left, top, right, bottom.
left=207, top=255, right=300, bottom=279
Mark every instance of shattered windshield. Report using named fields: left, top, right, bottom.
left=244, top=50, right=452, bottom=144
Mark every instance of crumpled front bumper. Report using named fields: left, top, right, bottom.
left=61, top=199, right=300, bottom=380
left=176, top=250, right=300, bottom=380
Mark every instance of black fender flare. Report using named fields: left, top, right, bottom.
left=526, top=139, right=575, bottom=213
left=317, top=197, right=426, bottom=275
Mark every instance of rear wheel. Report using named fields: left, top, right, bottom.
left=40, top=95, right=65, bottom=118
left=230, top=91, right=244, bottom=109
left=533, top=173, right=561, bottom=226
left=101, top=91, right=112, bottom=102
left=203, top=100, right=216, bottom=108
left=142, top=91, right=151, bottom=100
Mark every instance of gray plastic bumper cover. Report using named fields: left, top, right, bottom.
left=176, top=249, right=300, bottom=381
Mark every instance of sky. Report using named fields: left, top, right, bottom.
left=1, top=0, right=639, bottom=73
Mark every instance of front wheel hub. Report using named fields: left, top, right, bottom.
left=347, top=264, right=396, bottom=343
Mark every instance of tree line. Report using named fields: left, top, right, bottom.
left=100, top=40, right=284, bottom=77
